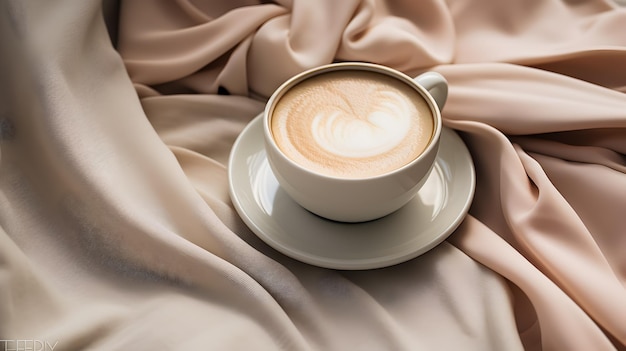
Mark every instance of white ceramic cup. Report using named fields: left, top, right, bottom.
left=263, top=62, right=447, bottom=222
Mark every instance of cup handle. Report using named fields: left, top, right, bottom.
left=414, top=72, right=448, bottom=111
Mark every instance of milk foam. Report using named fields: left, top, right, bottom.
left=271, top=70, right=433, bottom=178
left=311, top=91, right=412, bottom=158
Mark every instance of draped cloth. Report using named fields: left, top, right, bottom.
left=1, top=0, right=625, bottom=349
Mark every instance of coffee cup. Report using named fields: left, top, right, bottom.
left=263, top=62, right=447, bottom=222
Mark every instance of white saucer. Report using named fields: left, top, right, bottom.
left=228, top=114, right=475, bottom=270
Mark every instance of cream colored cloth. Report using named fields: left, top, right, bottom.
left=1, top=0, right=625, bottom=350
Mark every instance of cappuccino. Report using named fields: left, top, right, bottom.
left=271, top=69, right=434, bottom=178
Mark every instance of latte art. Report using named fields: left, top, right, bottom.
left=311, top=91, right=412, bottom=158
left=271, top=70, right=433, bottom=178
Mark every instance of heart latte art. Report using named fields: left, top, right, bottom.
left=271, top=70, right=434, bottom=178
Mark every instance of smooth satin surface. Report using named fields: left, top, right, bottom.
left=1, top=0, right=625, bottom=350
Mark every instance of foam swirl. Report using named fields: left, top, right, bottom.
left=311, top=91, right=412, bottom=158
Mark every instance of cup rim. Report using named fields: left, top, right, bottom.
left=264, top=62, right=443, bottom=182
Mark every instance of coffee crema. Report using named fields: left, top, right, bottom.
left=271, top=69, right=434, bottom=178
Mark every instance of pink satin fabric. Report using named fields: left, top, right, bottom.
left=1, top=0, right=625, bottom=350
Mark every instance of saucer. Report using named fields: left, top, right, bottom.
left=228, top=114, right=475, bottom=270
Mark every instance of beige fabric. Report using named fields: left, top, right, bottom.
left=1, top=0, right=625, bottom=350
